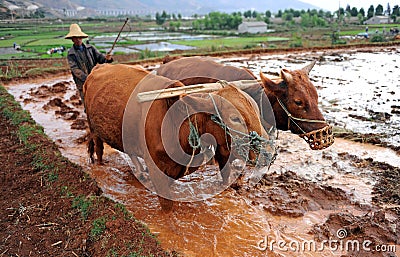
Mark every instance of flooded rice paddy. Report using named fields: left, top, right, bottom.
left=6, top=46, right=400, bottom=256
left=222, top=48, right=400, bottom=148
left=92, top=31, right=217, bottom=52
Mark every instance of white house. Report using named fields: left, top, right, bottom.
left=364, top=15, right=390, bottom=25
left=238, top=21, right=268, bottom=34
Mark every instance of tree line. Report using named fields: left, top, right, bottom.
left=155, top=3, right=400, bottom=30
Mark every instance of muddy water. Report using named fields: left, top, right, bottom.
left=6, top=48, right=400, bottom=256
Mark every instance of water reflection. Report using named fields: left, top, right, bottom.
left=91, top=31, right=217, bottom=53
left=129, top=31, right=217, bottom=41
left=93, top=31, right=217, bottom=42
left=134, top=41, right=195, bottom=51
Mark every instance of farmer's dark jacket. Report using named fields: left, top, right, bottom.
left=67, top=43, right=112, bottom=94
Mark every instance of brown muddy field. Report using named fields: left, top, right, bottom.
left=2, top=45, right=400, bottom=256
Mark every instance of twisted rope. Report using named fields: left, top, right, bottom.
left=184, top=105, right=202, bottom=175
left=208, top=93, right=276, bottom=167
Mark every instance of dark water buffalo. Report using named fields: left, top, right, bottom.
left=156, top=56, right=334, bottom=150
left=83, top=63, right=268, bottom=210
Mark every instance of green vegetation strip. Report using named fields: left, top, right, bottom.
left=0, top=85, right=45, bottom=149
left=172, top=36, right=289, bottom=48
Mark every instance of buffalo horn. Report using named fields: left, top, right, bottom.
left=302, top=60, right=317, bottom=74
left=280, top=69, right=293, bottom=83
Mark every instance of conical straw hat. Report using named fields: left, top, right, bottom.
left=65, top=24, right=88, bottom=39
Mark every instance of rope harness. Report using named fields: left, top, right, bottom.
left=276, top=98, right=334, bottom=150
left=183, top=91, right=277, bottom=170
left=185, top=106, right=201, bottom=174
left=208, top=93, right=277, bottom=168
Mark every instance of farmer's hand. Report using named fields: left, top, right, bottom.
left=105, top=53, right=112, bottom=61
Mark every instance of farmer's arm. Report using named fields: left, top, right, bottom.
left=91, top=46, right=113, bottom=64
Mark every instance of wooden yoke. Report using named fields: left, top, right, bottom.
left=136, top=79, right=278, bottom=103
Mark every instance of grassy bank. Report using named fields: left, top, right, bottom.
left=0, top=84, right=175, bottom=256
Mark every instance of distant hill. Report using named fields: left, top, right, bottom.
left=1, top=0, right=319, bottom=18
left=67, top=0, right=319, bottom=13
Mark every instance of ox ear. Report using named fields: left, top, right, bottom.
left=302, top=60, right=317, bottom=74
left=259, top=71, right=286, bottom=97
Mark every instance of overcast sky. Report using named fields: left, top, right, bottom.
left=299, top=1, right=398, bottom=12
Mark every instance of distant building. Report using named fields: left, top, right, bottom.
left=269, top=17, right=301, bottom=25
left=346, top=17, right=361, bottom=25
left=364, top=15, right=390, bottom=25
left=238, top=21, right=268, bottom=34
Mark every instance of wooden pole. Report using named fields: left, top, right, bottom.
left=136, top=79, right=268, bottom=103
left=107, top=18, right=129, bottom=55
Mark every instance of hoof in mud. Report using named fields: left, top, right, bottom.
left=158, top=197, right=174, bottom=212
left=90, top=158, right=104, bottom=165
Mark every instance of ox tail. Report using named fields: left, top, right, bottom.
left=88, top=134, right=95, bottom=164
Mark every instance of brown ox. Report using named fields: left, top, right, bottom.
left=83, top=63, right=267, bottom=210
left=156, top=56, right=334, bottom=150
